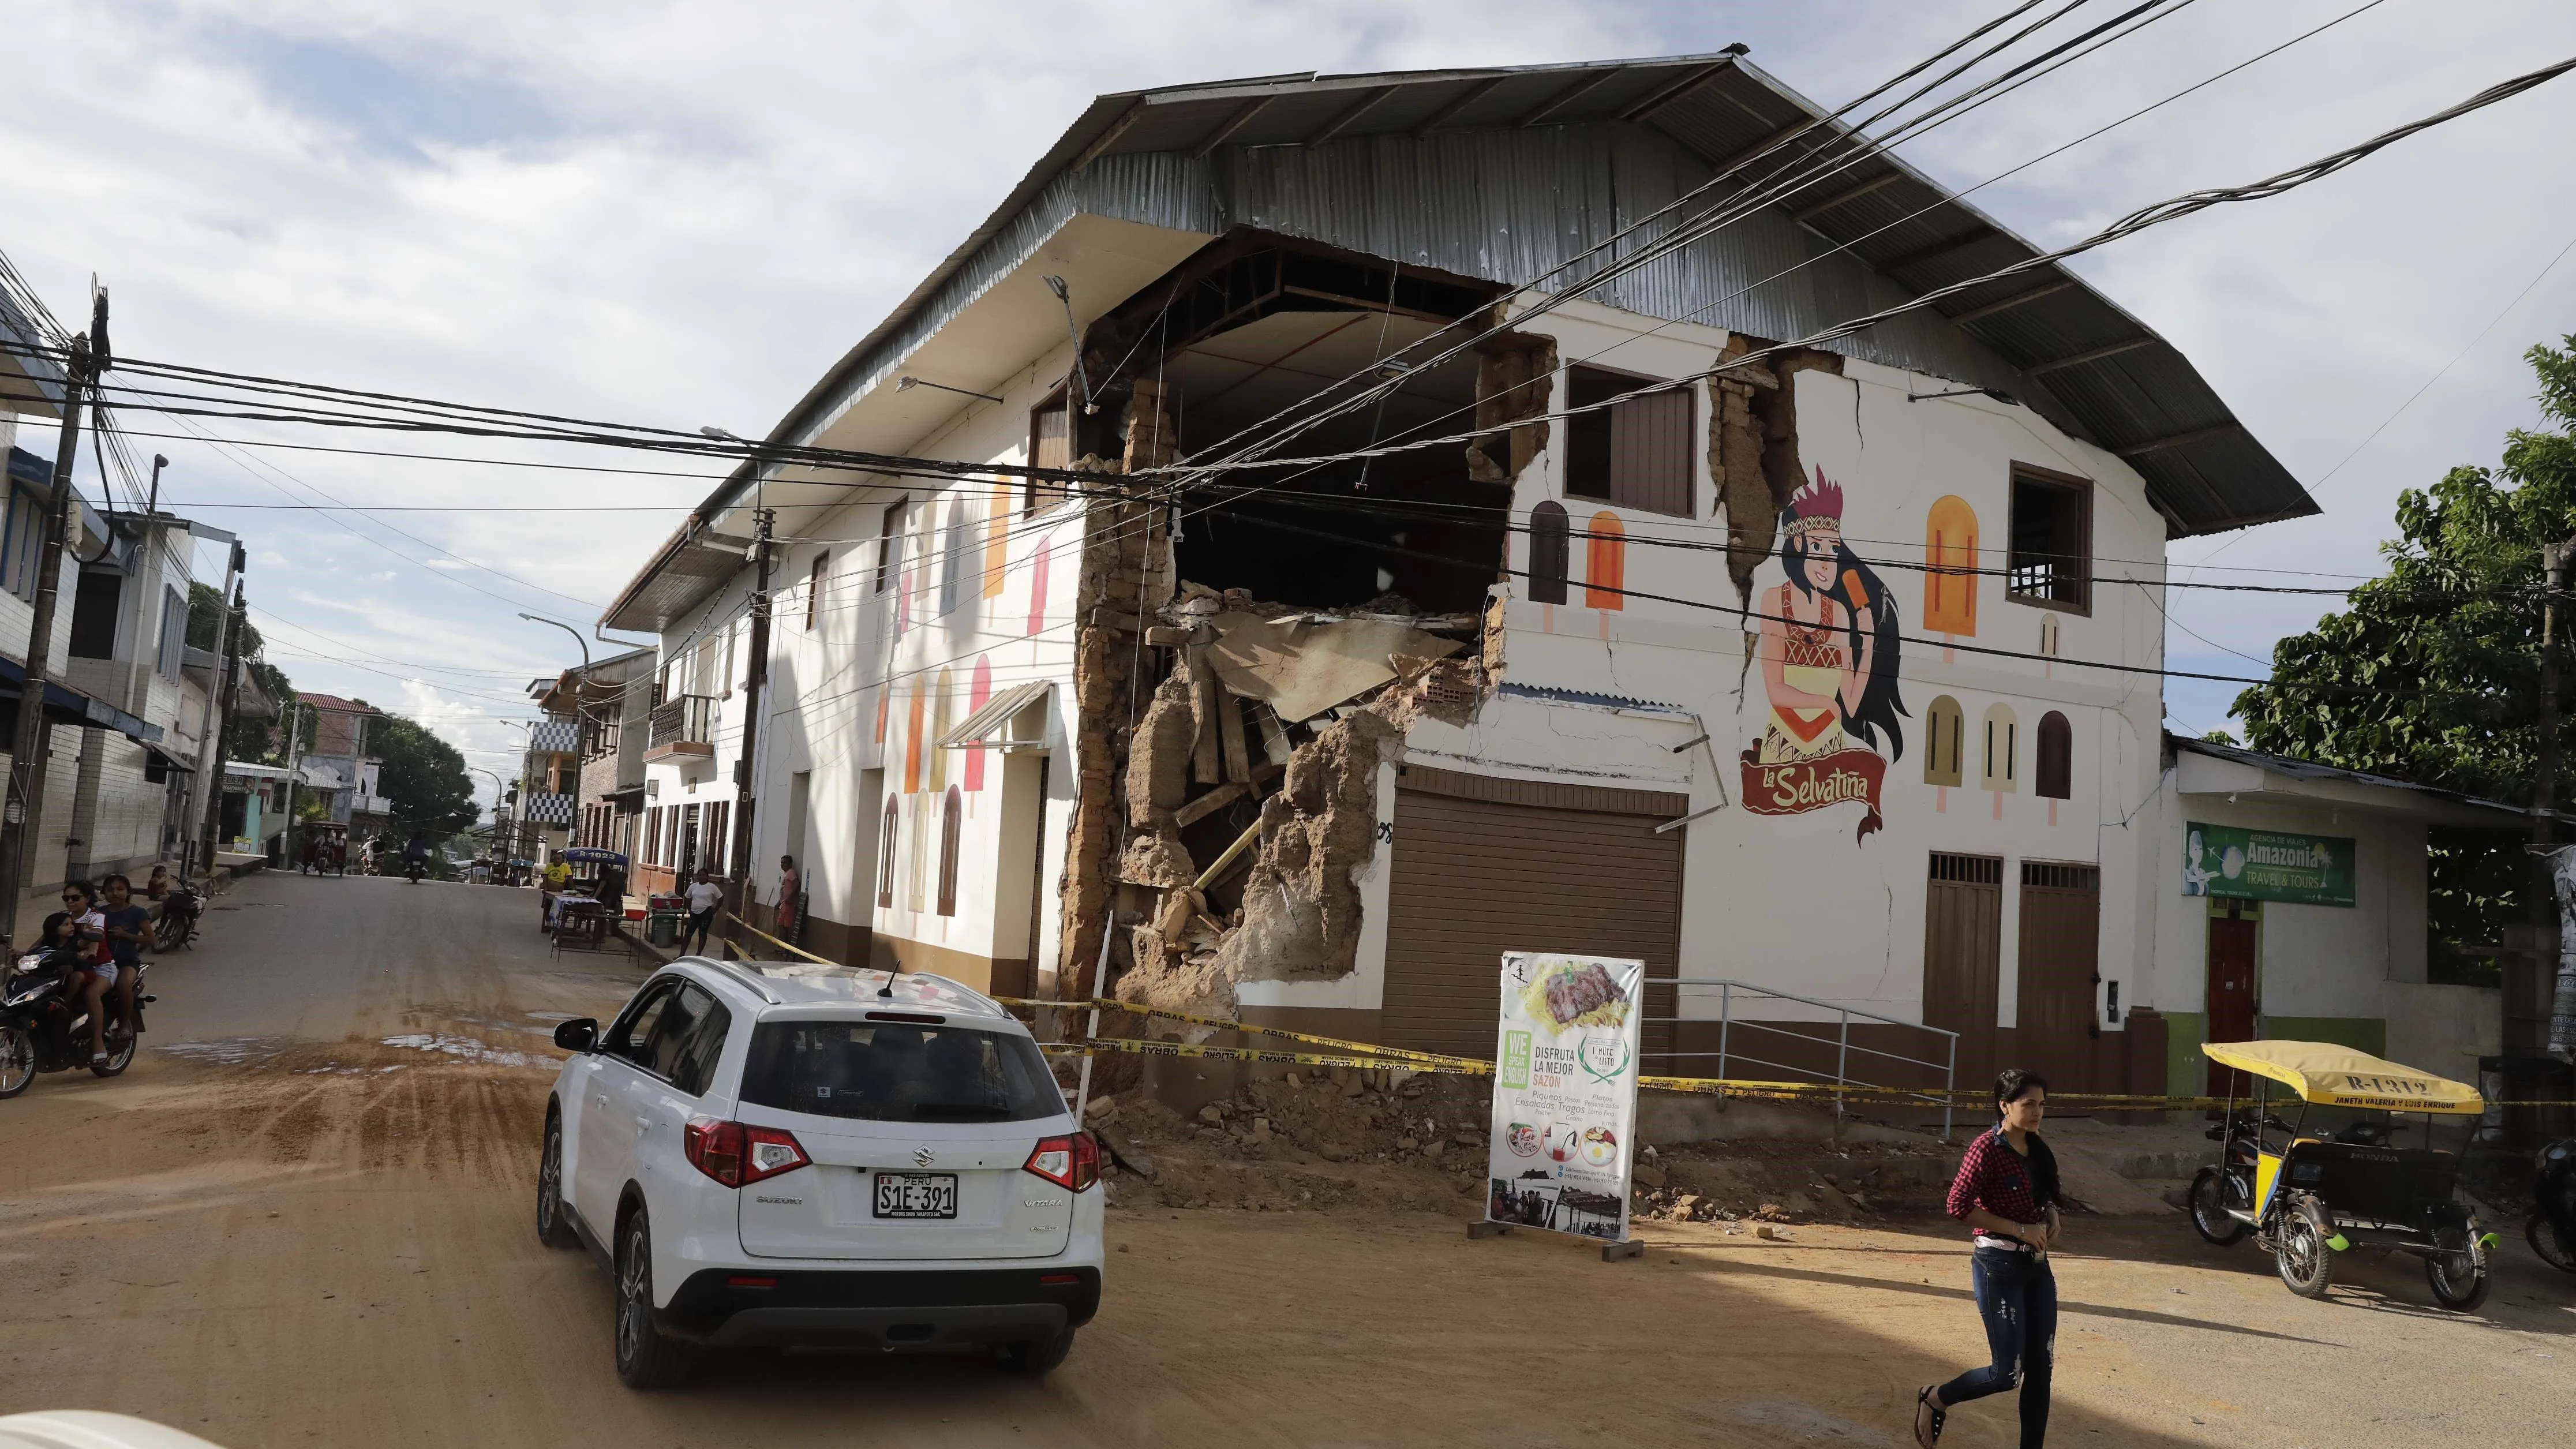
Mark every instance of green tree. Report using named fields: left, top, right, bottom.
left=367, top=713, right=478, bottom=838
left=2231, top=336, right=2576, bottom=979
left=185, top=584, right=312, bottom=764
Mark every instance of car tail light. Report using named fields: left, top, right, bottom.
left=684, top=1117, right=810, bottom=1188
left=1023, top=1132, right=1100, bottom=1192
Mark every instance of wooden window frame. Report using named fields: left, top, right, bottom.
left=2004, top=464, right=2092, bottom=616
left=937, top=784, right=964, bottom=917
left=1027, top=387, right=1070, bottom=516
left=874, top=500, right=906, bottom=593
left=1563, top=364, right=1696, bottom=518
left=806, top=551, right=830, bottom=630
left=2035, top=710, right=2073, bottom=800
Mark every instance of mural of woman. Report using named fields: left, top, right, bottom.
left=1758, top=468, right=1907, bottom=765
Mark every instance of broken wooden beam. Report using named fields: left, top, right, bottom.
left=1173, top=781, right=1246, bottom=830
left=1218, top=692, right=1252, bottom=782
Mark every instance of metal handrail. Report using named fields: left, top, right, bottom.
left=1643, top=975, right=1960, bottom=1139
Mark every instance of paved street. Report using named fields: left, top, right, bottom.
left=0, top=870, right=2570, bottom=1448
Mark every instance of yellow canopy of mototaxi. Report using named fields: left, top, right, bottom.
left=2200, top=1039, right=2484, bottom=1114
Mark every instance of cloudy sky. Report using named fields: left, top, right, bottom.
left=3, top=1, right=2574, bottom=810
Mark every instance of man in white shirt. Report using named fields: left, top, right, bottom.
left=682, top=871, right=724, bottom=955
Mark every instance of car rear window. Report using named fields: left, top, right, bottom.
left=738, top=1020, right=1064, bottom=1123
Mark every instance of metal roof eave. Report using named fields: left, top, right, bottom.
left=2169, top=734, right=2541, bottom=825
left=606, top=50, right=2317, bottom=615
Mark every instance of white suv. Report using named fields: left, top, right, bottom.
left=535, top=959, right=1103, bottom=1387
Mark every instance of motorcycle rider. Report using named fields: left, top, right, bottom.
left=402, top=830, right=431, bottom=882
left=98, top=875, right=149, bottom=1040
left=58, top=881, right=111, bottom=1066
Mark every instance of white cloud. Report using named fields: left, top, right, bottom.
left=3, top=1, right=2571, bottom=747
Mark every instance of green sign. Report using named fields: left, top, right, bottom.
left=2182, top=822, right=2355, bottom=907
left=1499, top=1030, right=1532, bottom=1090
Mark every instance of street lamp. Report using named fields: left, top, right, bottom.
left=518, top=613, right=590, bottom=671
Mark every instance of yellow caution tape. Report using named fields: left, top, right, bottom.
left=990, top=994, right=1486, bottom=1069
left=722, top=912, right=839, bottom=967
left=1039, top=1036, right=1478, bottom=1074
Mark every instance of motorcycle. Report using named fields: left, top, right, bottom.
left=405, top=856, right=426, bottom=883
left=0, top=952, right=153, bottom=1098
left=152, top=885, right=202, bottom=952
left=2528, top=1138, right=2576, bottom=1272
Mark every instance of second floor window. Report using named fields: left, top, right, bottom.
left=1028, top=390, right=1069, bottom=515
left=1565, top=366, right=1694, bottom=517
left=807, top=551, right=830, bottom=630
left=2007, top=467, right=2091, bottom=612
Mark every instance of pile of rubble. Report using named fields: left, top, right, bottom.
left=1626, top=1138, right=1959, bottom=1227
left=1082, top=1066, right=1495, bottom=1214
left=1080, top=1065, right=1964, bottom=1226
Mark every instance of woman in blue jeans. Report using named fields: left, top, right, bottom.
left=1916, top=1068, right=2061, bottom=1448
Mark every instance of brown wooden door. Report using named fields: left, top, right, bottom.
left=1380, top=770, right=1686, bottom=1064
left=2016, top=861, right=2102, bottom=1091
left=1923, top=853, right=2004, bottom=1089
left=2206, top=908, right=2259, bottom=1099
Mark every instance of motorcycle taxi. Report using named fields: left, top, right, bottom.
left=2188, top=1039, right=2493, bottom=1309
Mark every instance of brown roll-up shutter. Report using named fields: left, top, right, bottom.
left=1381, top=772, right=1686, bottom=1062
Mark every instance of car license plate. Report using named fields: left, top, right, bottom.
left=873, top=1171, right=958, bottom=1219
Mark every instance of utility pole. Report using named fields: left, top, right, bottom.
left=279, top=698, right=306, bottom=869
left=186, top=549, right=247, bottom=877
left=2543, top=540, right=2576, bottom=1061
left=728, top=506, right=776, bottom=916
left=0, top=295, right=101, bottom=951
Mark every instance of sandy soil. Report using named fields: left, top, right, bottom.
left=1, top=871, right=2570, bottom=1448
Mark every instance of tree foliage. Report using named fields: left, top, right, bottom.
left=366, top=713, right=478, bottom=838
left=2232, top=338, right=2576, bottom=974
left=185, top=583, right=310, bottom=763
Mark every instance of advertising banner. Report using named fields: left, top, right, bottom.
left=1484, top=953, right=1645, bottom=1243
left=2182, top=822, right=2356, bottom=907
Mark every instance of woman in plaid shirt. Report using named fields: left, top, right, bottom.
left=1915, top=1068, right=2062, bottom=1448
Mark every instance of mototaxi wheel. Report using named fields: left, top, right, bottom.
left=2528, top=1211, right=2576, bottom=1273
left=2189, top=1167, right=2249, bottom=1246
left=0, top=1022, right=33, bottom=1098
left=2275, top=1196, right=2335, bottom=1298
left=2426, top=1226, right=2492, bottom=1312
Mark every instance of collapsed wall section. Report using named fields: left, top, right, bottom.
left=1707, top=337, right=1843, bottom=605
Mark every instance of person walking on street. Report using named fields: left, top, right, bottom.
left=1917, top=1069, right=2062, bottom=1448
left=298, top=832, right=319, bottom=876
left=682, top=870, right=722, bottom=955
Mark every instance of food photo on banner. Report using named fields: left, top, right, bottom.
left=1485, top=953, right=1645, bottom=1242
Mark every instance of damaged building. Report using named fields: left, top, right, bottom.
left=599, top=53, right=2503, bottom=1105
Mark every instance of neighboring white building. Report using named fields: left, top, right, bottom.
left=596, top=54, right=2499, bottom=1099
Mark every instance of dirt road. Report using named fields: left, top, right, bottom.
left=0, top=870, right=2568, bottom=1447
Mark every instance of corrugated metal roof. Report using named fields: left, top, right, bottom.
left=2171, top=735, right=2534, bottom=821
left=620, top=50, right=2315, bottom=628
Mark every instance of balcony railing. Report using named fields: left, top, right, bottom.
left=645, top=694, right=716, bottom=761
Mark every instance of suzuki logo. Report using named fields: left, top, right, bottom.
left=912, top=1146, right=937, bottom=1167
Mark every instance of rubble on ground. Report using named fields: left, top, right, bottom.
left=1081, top=1068, right=1961, bottom=1226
